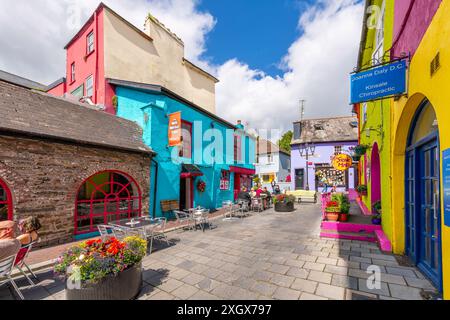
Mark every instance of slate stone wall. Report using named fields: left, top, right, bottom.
left=0, top=134, right=151, bottom=248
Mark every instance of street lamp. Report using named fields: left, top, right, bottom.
left=299, top=143, right=316, bottom=191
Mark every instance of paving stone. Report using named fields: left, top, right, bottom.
left=269, top=274, right=295, bottom=288
left=189, top=290, right=220, bottom=300
left=360, top=262, right=386, bottom=273
left=358, top=278, right=390, bottom=297
left=232, top=288, right=260, bottom=300
left=317, top=257, right=338, bottom=265
left=285, top=259, right=305, bottom=268
left=361, top=253, right=397, bottom=262
left=211, top=284, right=239, bottom=299
left=290, top=278, right=318, bottom=293
left=267, top=264, right=290, bottom=275
left=220, top=262, right=239, bottom=273
left=303, top=262, right=326, bottom=272
left=385, top=266, right=418, bottom=278
left=272, top=287, right=301, bottom=300
left=380, top=273, right=407, bottom=285
left=201, top=268, right=223, bottom=279
left=196, top=278, right=221, bottom=292
left=337, top=260, right=360, bottom=269
left=371, top=258, right=400, bottom=267
left=324, top=264, right=348, bottom=276
left=331, top=274, right=358, bottom=290
left=307, top=270, right=332, bottom=284
left=315, top=283, right=346, bottom=300
left=182, top=273, right=206, bottom=286
left=298, top=254, right=318, bottom=262
left=349, top=256, right=372, bottom=264
left=157, top=278, right=184, bottom=293
left=404, top=277, right=436, bottom=290
left=345, top=290, right=378, bottom=300
left=299, top=292, right=328, bottom=300
left=171, top=284, right=199, bottom=299
left=252, top=270, right=275, bottom=282
left=286, top=267, right=309, bottom=279
left=251, top=282, right=278, bottom=297
left=388, top=283, right=423, bottom=300
left=148, top=290, right=176, bottom=300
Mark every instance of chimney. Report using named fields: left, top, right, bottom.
left=236, top=120, right=244, bottom=129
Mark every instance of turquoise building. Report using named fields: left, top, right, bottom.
left=111, top=79, right=256, bottom=218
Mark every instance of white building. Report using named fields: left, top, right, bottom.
left=255, top=139, right=291, bottom=190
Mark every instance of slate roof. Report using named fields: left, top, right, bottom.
left=257, top=138, right=289, bottom=156
left=0, top=80, right=154, bottom=155
left=291, top=116, right=359, bottom=145
left=0, top=69, right=47, bottom=91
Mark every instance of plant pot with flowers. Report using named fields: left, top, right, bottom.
left=372, top=201, right=382, bottom=225
left=273, top=194, right=295, bottom=212
left=55, top=236, right=147, bottom=300
left=356, top=185, right=368, bottom=197
left=324, top=201, right=340, bottom=221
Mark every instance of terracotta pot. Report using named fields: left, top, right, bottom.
left=66, top=263, right=142, bottom=300
left=339, top=213, right=349, bottom=222
left=326, top=212, right=340, bottom=221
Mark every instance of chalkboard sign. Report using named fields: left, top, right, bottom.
left=442, top=149, right=450, bottom=227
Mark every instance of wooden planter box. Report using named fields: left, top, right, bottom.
left=66, top=263, right=143, bottom=300
left=275, top=202, right=295, bottom=212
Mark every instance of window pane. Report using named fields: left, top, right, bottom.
left=86, top=76, right=93, bottom=97
left=181, top=122, right=192, bottom=158
left=410, top=101, right=438, bottom=145
left=0, top=204, right=8, bottom=221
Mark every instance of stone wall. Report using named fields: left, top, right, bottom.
left=0, top=134, right=151, bottom=248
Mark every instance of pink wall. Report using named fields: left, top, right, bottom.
left=64, top=7, right=114, bottom=114
left=47, top=82, right=66, bottom=97
left=391, top=0, right=442, bottom=58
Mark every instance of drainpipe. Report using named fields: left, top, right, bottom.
left=151, top=158, right=159, bottom=219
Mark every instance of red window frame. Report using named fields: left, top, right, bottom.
left=70, top=62, right=75, bottom=83
left=0, top=178, right=13, bottom=221
left=180, top=120, right=193, bottom=159
left=74, top=170, right=142, bottom=235
left=234, top=134, right=242, bottom=162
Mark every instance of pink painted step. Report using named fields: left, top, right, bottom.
left=321, top=221, right=382, bottom=233
left=320, top=229, right=377, bottom=242
left=374, top=230, right=392, bottom=252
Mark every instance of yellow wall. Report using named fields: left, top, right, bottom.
left=391, top=1, right=450, bottom=299
left=103, top=10, right=217, bottom=114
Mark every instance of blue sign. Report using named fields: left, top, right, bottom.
left=443, top=149, right=450, bottom=227
left=350, top=60, right=407, bottom=104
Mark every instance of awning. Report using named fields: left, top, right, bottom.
left=181, top=164, right=204, bottom=178
left=229, top=166, right=256, bottom=175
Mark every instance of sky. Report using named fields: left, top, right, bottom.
left=0, top=0, right=364, bottom=133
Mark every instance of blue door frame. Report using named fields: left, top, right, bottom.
left=405, top=105, right=443, bottom=292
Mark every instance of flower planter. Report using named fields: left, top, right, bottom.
left=66, top=263, right=143, bottom=300
left=274, top=202, right=294, bottom=212
left=326, top=212, right=340, bottom=221
left=372, top=218, right=382, bottom=225
left=339, top=213, right=349, bottom=222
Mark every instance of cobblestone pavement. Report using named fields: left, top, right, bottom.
left=0, top=204, right=437, bottom=300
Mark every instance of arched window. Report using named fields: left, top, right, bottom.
left=0, top=178, right=13, bottom=221
left=75, top=171, right=142, bottom=235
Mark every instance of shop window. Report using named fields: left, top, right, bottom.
left=220, top=170, right=230, bottom=190
left=75, top=171, right=141, bottom=235
left=234, top=135, right=242, bottom=162
left=179, top=121, right=192, bottom=158
left=315, top=167, right=346, bottom=189
left=0, top=179, right=12, bottom=221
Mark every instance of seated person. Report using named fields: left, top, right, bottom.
left=16, top=217, right=41, bottom=246
left=249, top=188, right=257, bottom=198
left=262, top=187, right=272, bottom=208
left=237, top=186, right=251, bottom=205
left=255, top=186, right=263, bottom=198
left=0, top=220, right=21, bottom=260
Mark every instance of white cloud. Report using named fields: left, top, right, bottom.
left=0, top=0, right=363, bottom=132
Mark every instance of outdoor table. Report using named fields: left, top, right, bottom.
left=192, top=208, right=210, bottom=231
left=108, top=217, right=160, bottom=253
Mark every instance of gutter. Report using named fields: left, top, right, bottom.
left=151, top=158, right=159, bottom=219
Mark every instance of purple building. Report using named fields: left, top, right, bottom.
left=290, top=116, right=358, bottom=193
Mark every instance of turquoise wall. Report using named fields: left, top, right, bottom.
left=115, top=86, right=255, bottom=218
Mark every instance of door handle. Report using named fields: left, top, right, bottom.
left=433, top=190, right=439, bottom=220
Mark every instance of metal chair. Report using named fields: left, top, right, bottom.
left=149, top=217, right=170, bottom=254
left=237, top=200, right=250, bottom=217
left=0, top=254, right=24, bottom=300
left=251, top=198, right=263, bottom=212
left=194, top=209, right=210, bottom=232
left=222, top=201, right=238, bottom=220
left=173, top=210, right=195, bottom=230
left=14, top=241, right=38, bottom=286
left=97, top=224, right=129, bottom=240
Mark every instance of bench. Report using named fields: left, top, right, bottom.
left=286, top=190, right=317, bottom=204
left=160, top=200, right=180, bottom=214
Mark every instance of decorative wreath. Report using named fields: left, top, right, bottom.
left=197, top=180, right=206, bottom=193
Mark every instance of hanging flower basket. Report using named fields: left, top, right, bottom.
left=197, top=180, right=206, bottom=193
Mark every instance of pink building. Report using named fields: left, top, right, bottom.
left=47, top=2, right=218, bottom=115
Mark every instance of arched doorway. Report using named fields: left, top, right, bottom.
left=0, top=178, right=13, bottom=221
left=371, top=143, right=381, bottom=211
left=405, top=99, right=442, bottom=291
left=75, top=170, right=142, bottom=235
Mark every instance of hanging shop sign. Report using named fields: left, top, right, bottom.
left=168, top=112, right=182, bottom=146
left=442, top=149, right=450, bottom=227
left=350, top=59, right=407, bottom=104
left=332, top=154, right=353, bottom=171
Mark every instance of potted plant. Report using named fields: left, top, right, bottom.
left=356, top=184, right=368, bottom=196
left=335, top=193, right=351, bottom=222
left=273, top=194, right=295, bottom=212
left=354, top=144, right=369, bottom=158
left=54, top=236, right=147, bottom=300
left=324, top=200, right=340, bottom=221
left=372, top=200, right=382, bottom=214
left=372, top=213, right=382, bottom=225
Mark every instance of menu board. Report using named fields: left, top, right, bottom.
left=443, top=149, right=450, bottom=227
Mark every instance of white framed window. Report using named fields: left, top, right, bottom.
left=87, top=31, right=95, bottom=54
left=85, top=75, right=94, bottom=97
left=267, top=153, right=273, bottom=164
left=362, top=103, right=368, bottom=123
left=70, top=63, right=75, bottom=82
left=372, top=0, right=385, bottom=65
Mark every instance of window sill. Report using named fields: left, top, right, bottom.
left=84, top=50, right=95, bottom=60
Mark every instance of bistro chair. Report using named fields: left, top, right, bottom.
left=0, top=254, right=24, bottom=300
left=14, top=241, right=38, bottom=286
left=173, top=210, right=195, bottom=231
left=148, top=217, right=170, bottom=254
left=251, top=198, right=263, bottom=212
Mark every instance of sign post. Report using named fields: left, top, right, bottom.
left=350, top=60, right=407, bottom=104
